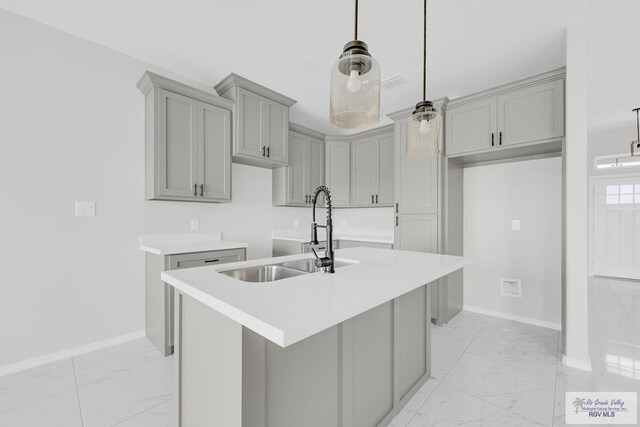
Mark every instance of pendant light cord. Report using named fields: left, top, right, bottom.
left=354, top=0, right=359, bottom=40
left=423, top=0, right=427, bottom=102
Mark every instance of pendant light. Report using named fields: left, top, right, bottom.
left=632, top=108, right=640, bottom=156
left=407, top=0, right=440, bottom=158
left=330, top=0, right=381, bottom=129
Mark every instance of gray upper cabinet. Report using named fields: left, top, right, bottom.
left=215, top=74, right=296, bottom=169
left=137, top=72, right=233, bottom=203
left=272, top=124, right=325, bottom=207
left=351, top=139, right=377, bottom=206
left=445, top=69, right=565, bottom=157
left=350, top=130, right=395, bottom=207
left=325, top=141, right=351, bottom=207
left=377, top=133, right=395, bottom=205
left=446, top=98, right=497, bottom=156
left=497, top=79, right=564, bottom=147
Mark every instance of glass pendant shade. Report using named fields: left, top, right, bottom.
left=407, top=102, right=440, bottom=157
left=330, top=42, right=381, bottom=129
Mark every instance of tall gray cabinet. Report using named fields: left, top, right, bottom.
left=137, top=72, right=234, bottom=202
left=389, top=98, right=463, bottom=326
left=272, top=124, right=325, bottom=207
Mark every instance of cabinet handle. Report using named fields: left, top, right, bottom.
left=372, top=194, right=374, bottom=204
left=199, top=184, right=204, bottom=197
left=499, top=132, right=503, bottom=145
left=396, top=216, right=399, bottom=227
left=262, top=146, right=266, bottom=157
left=266, top=147, right=270, bottom=158
left=396, top=202, right=399, bottom=213
left=491, top=133, right=494, bottom=147
left=376, top=194, right=378, bottom=204
left=193, top=183, right=197, bottom=196
left=204, top=259, right=220, bottom=263
left=305, top=195, right=309, bottom=203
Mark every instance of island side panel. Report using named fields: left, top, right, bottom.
left=396, top=286, right=428, bottom=400
left=342, top=301, right=395, bottom=427
left=176, top=292, right=242, bottom=427
left=145, top=253, right=172, bottom=356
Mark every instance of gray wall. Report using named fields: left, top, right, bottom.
left=463, top=157, right=562, bottom=327
left=0, top=9, right=392, bottom=368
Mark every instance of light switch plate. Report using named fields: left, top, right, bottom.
left=190, top=219, right=200, bottom=232
left=511, top=220, right=520, bottom=231
left=75, top=201, right=96, bottom=217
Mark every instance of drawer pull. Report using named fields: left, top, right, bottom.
left=204, top=259, right=220, bottom=263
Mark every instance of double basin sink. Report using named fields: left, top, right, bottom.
left=219, top=258, right=353, bottom=283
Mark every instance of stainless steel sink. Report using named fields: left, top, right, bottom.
left=219, top=265, right=306, bottom=282
left=277, top=258, right=353, bottom=273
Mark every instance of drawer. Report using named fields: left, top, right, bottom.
left=167, top=248, right=246, bottom=270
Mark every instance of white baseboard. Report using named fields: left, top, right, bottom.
left=463, top=305, right=562, bottom=331
left=563, top=355, right=593, bottom=372
left=0, top=330, right=146, bottom=377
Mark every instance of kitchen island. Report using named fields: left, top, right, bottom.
left=161, top=247, right=469, bottom=427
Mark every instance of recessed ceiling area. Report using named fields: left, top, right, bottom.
left=0, top=0, right=635, bottom=134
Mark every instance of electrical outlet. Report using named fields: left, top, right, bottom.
left=294, top=219, right=300, bottom=228
left=75, top=201, right=96, bottom=217
left=512, top=220, right=520, bottom=231
left=341, top=220, right=347, bottom=227
left=190, top=219, right=200, bottom=232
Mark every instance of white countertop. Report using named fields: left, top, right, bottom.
left=139, top=232, right=248, bottom=256
left=161, top=247, right=470, bottom=347
left=272, top=228, right=394, bottom=244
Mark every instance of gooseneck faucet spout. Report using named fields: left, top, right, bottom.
left=310, top=185, right=335, bottom=273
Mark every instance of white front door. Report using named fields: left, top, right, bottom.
left=593, top=175, right=640, bottom=279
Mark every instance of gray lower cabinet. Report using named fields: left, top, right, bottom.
left=174, top=284, right=431, bottom=427
left=137, top=72, right=233, bottom=203
left=445, top=69, right=565, bottom=157
left=272, top=124, right=325, bottom=207
left=215, top=74, right=296, bottom=168
left=145, top=248, right=246, bottom=356
left=394, top=214, right=439, bottom=253
left=273, top=239, right=392, bottom=256
left=325, top=141, right=351, bottom=207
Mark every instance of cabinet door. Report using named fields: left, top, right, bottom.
left=445, top=98, right=497, bottom=156
left=308, top=137, right=325, bottom=205
left=350, top=139, right=377, bottom=206
left=236, top=87, right=264, bottom=159
left=377, top=133, right=395, bottom=205
left=396, top=121, right=439, bottom=214
left=197, top=101, right=231, bottom=201
left=325, top=141, right=350, bottom=207
left=287, top=131, right=308, bottom=205
left=264, top=99, right=289, bottom=164
left=394, top=214, right=438, bottom=252
left=497, top=79, right=564, bottom=147
left=157, top=89, right=198, bottom=199
left=396, top=286, right=428, bottom=400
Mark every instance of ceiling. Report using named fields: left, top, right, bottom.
left=0, top=0, right=636, bottom=135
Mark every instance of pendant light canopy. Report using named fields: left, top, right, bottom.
left=632, top=108, right=640, bottom=157
left=407, top=0, right=440, bottom=157
left=330, top=0, right=381, bottom=129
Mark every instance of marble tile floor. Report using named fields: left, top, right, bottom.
left=1, top=276, right=638, bottom=426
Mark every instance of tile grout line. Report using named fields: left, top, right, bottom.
left=71, top=357, right=85, bottom=427
left=604, top=278, right=640, bottom=336
left=110, top=397, right=173, bottom=427
left=403, top=316, right=489, bottom=426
